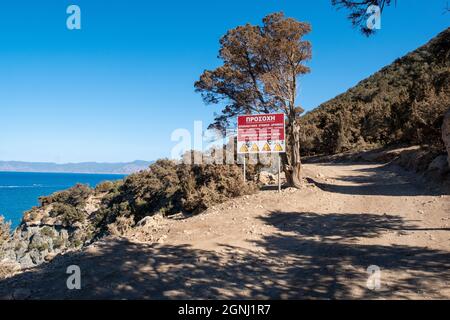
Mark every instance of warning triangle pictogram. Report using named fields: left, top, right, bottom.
left=262, top=143, right=271, bottom=152
left=274, top=143, right=284, bottom=152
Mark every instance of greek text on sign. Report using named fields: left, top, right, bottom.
left=237, top=113, right=286, bottom=154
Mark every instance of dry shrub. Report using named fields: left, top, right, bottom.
left=107, top=216, right=135, bottom=237
left=95, top=181, right=119, bottom=193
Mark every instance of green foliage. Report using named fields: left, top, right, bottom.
left=16, top=157, right=258, bottom=244
left=195, top=12, right=311, bottom=131
left=50, top=203, right=85, bottom=226
left=331, top=0, right=393, bottom=36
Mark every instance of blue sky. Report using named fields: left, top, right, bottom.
left=0, top=0, right=448, bottom=163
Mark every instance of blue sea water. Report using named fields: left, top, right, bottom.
left=0, top=172, right=126, bottom=229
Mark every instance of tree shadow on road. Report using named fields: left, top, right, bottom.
left=306, top=163, right=448, bottom=196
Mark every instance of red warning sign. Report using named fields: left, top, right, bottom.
left=237, top=113, right=286, bottom=154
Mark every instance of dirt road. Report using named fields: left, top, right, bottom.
left=1, top=162, right=449, bottom=299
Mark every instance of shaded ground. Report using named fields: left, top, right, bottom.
left=0, top=163, right=449, bottom=299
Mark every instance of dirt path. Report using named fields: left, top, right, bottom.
left=1, top=163, right=449, bottom=299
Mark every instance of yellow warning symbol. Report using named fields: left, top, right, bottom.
left=262, top=143, right=271, bottom=152
left=240, top=144, right=249, bottom=153
left=251, top=144, right=260, bottom=152
left=274, top=143, right=284, bottom=152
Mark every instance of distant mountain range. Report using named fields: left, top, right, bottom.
left=0, top=160, right=153, bottom=174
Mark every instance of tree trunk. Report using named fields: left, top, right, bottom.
left=283, top=113, right=303, bottom=188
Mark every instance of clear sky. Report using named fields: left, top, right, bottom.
left=0, top=0, right=448, bottom=163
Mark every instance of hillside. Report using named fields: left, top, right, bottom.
left=0, top=160, right=153, bottom=175
left=300, top=27, right=450, bottom=156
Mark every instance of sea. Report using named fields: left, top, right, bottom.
left=0, top=172, right=126, bottom=229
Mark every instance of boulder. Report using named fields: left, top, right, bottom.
left=443, top=109, right=450, bottom=168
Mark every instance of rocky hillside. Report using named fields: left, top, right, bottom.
left=300, top=27, right=450, bottom=156
left=0, top=160, right=257, bottom=274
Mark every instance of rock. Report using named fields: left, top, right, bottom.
left=443, top=109, right=450, bottom=168
left=428, top=155, right=449, bottom=174
left=60, top=229, right=69, bottom=240
left=136, top=215, right=163, bottom=228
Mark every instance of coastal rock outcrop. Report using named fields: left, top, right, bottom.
left=0, top=184, right=103, bottom=273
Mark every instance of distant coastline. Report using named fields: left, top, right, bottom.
left=0, top=160, right=153, bottom=175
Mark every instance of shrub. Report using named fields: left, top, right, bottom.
left=50, top=203, right=85, bottom=226
left=95, top=180, right=122, bottom=193
left=40, top=226, right=55, bottom=238
left=178, top=163, right=258, bottom=214
left=107, top=216, right=135, bottom=237
left=102, top=159, right=183, bottom=222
